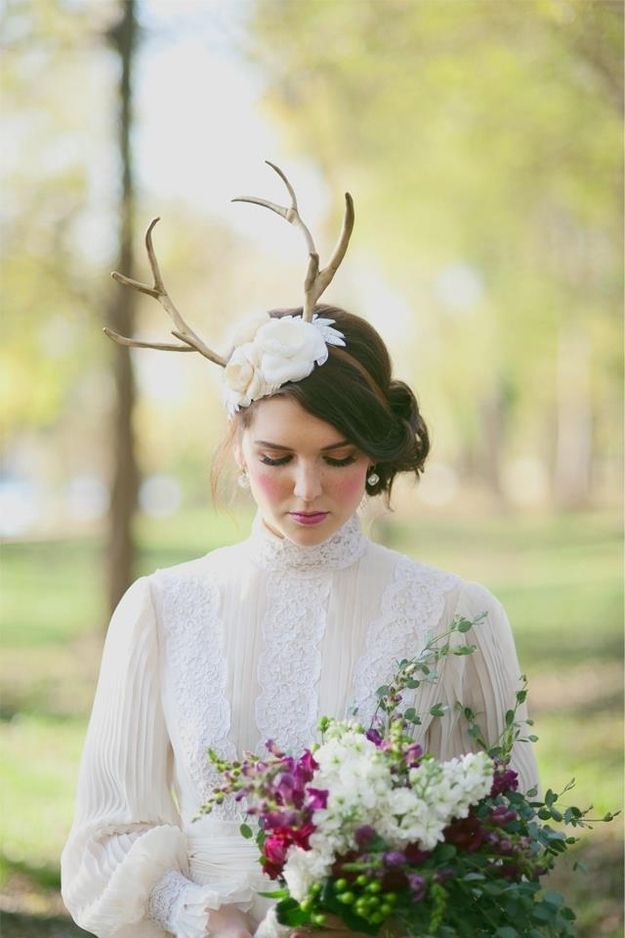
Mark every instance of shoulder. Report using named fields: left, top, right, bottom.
left=365, top=539, right=505, bottom=618
left=144, top=542, right=249, bottom=627
left=148, top=541, right=244, bottom=587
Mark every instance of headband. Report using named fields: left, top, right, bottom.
left=105, top=161, right=355, bottom=415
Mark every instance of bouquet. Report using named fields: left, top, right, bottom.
left=199, top=615, right=616, bottom=937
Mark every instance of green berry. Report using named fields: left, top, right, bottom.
left=371, top=912, right=385, bottom=924
left=300, top=899, right=313, bottom=913
left=367, top=882, right=382, bottom=894
left=335, top=878, right=348, bottom=892
left=380, top=904, right=393, bottom=916
left=338, top=892, right=355, bottom=905
left=355, top=874, right=368, bottom=887
left=312, top=913, right=326, bottom=926
left=310, top=883, right=322, bottom=896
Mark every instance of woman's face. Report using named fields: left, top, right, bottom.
left=236, top=396, right=371, bottom=545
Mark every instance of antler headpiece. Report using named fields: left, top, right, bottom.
left=106, top=161, right=355, bottom=414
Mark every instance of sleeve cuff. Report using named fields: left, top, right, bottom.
left=149, top=868, right=259, bottom=938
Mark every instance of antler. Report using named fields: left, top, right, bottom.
left=232, top=160, right=354, bottom=322
left=106, top=217, right=227, bottom=367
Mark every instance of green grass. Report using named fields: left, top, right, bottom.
left=1, top=507, right=622, bottom=936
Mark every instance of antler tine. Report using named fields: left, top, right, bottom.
left=303, top=191, right=355, bottom=321
left=109, top=218, right=227, bottom=367
left=103, top=327, right=196, bottom=352
left=232, top=161, right=354, bottom=323
left=232, top=161, right=317, bottom=269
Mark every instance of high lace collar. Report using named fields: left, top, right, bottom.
left=247, top=511, right=368, bottom=572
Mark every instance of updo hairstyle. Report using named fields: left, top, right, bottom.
left=232, top=304, right=430, bottom=502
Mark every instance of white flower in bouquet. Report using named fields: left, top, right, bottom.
left=283, top=845, right=333, bottom=902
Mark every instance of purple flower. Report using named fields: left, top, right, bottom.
left=275, top=772, right=295, bottom=803
left=366, top=728, right=384, bottom=747
left=490, top=765, right=519, bottom=797
left=407, top=873, right=427, bottom=901
left=404, top=743, right=423, bottom=768
left=297, top=749, right=319, bottom=779
left=383, top=851, right=406, bottom=868
left=489, top=805, right=518, bottom=827
left=263, top=810, right=298, bottom=831
left=306, top=788, right=328, bottom=811
left=354, top=825, right=377, bottom=847
left=264, top=740, right=284, bottom=758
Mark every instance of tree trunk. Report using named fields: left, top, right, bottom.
left=554, top=323, right=593, bottom=509
left=106, top=0, right=139, bottom=616
left=476, top=377, right=510, bottom=504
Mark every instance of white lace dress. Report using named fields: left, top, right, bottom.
left=60, top=512, right=538, bottom=938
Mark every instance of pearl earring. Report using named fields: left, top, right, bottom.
left=367, top=468, right=380, bottom=486
left=237, top=469, right=250, bottom=489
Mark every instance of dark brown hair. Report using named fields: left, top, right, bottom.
left=227, top=304, right=429, bottom=503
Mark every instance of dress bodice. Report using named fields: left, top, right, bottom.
left=152, top=512, right=460, bottom=823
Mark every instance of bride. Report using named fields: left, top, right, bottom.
left=60, top=165, right=538, bottom=938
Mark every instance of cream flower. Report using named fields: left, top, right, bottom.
left=253, top=316, right=329, bottom=386
left=223, top=342, right=273, bottom=412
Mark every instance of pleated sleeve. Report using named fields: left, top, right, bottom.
left=417, top=580, right=539, bottom=795
left=60, top=576, right=216, bottom=938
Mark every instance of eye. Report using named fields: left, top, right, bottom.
left=259, top=454, right=292, bottom=466
left=324, top=455, right=356, bottom=467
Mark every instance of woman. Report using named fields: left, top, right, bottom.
left=61, top=167, right=538, bottom=938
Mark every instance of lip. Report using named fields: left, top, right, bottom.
left=289, top=511, right=329, bottom=526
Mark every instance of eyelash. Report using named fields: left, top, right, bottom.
left=259, top=455, right=356, bottom=468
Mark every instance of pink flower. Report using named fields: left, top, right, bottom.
left=263, top=833, right=290, bottom=879
left=306, top=788, right=328, bottom=811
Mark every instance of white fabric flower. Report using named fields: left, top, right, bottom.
left=222, top=313, right=346, bottom=413
left=253, top=317, right=329, bottom=385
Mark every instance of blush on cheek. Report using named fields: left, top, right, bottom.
left=251, top=468, right=284, bottom=498
left=331, top=466, right=367, bottom=500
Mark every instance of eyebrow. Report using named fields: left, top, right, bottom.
left=253, top=439, right=352, bottom=452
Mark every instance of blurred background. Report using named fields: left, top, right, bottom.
left=1, top=0, right=623, bottom=935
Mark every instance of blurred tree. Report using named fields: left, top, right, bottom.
left=1, top=0, right=109, bottom=437
left=249, top=0, right=623, bottom=506
left=105, top=0, right=139, bottom=614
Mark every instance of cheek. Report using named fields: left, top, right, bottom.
left=329, top=465, right=368, bottom=500
left=249, top=466, right=287, bottom=500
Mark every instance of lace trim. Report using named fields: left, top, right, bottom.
left=248, top=511, right=367, bottom=573
left=148, top=868, right=190, bottom=933
left=351, top=556, right=459, bottom=727
left=155, top=571, right=241, bottom=820
left=255, top=568, right=332, bottom=753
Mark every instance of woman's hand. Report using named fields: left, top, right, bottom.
left=205, top=903, right=254, bottom=938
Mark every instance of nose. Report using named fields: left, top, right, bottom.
left=293, top=460, right=323, bottom=503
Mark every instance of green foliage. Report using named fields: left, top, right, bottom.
left=250, top=0, right=623, bottom=491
